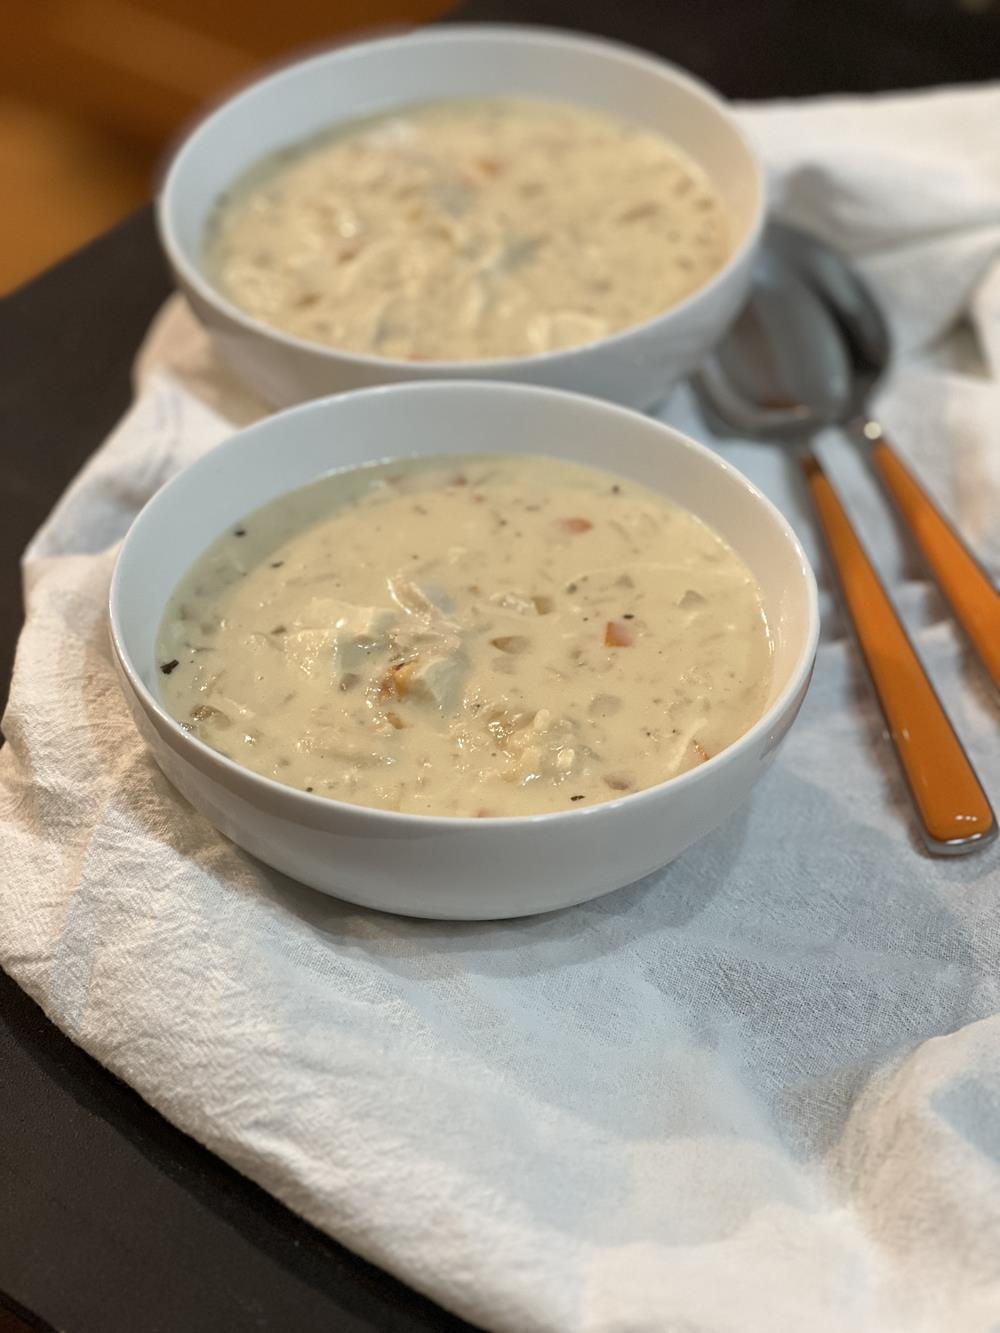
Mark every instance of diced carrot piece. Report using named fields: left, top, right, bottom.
left=559, top=517, right=593, bottom=534
left=604, top=620, right=634, bottom=647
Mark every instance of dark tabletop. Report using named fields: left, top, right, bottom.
left=4, top=3, right=999, bottom=1331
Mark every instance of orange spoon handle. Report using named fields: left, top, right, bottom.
left=802, top=452, right=996, bottom=855
left=865, top=431, right=1000, bottom=690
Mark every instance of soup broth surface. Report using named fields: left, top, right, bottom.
left=206, top=97, right=731, bottom=361
left=157, top=455, right=772, bottom=817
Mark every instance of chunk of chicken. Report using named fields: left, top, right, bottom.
left=394, top=652, right=468, bottom=712
left=283, top=599, right=396, bottom=676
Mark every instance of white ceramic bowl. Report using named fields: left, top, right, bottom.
left=110, top=381, right=817, bottom=919
left=157, top=24, right=765, bottom=411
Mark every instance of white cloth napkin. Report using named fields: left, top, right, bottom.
left=3, top=82, right=1000, bottom=1333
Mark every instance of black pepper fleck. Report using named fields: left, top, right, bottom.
left=270, top=560, right=284, bottom=569
left=233, top=528, right=246, bottom=537
left=160, top=659, right=179, bottom=674
left=611, top=484, right=621, bottom=494
left=623, top=613, right=635, bottom=620
left=306, top=786, right=314, bottom=792
left=570, top=794, right=584, bottom=802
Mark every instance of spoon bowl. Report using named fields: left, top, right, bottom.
left=768, top=221, right=892, bottom=392
left=697, top=242, right=854, bottom=440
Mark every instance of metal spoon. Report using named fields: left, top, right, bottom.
left=769, top=221, right=1000, bottom=691
left=695, top=243, right=996, bottom=856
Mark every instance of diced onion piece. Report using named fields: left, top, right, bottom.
left=490, top=635, right=530, bottom=654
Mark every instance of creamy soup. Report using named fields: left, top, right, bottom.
left=157, top=456, right=772, bottom=817
left=205, top=97, right=731, bottom=361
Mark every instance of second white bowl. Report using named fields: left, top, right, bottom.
left=157, top=25, right=765, bottom=410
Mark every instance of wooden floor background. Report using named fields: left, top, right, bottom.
left=0, top=0, right=450, bottom=294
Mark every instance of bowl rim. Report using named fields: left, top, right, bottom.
left=109, top=378, right=820, bottom=831
left=155, top=22, right=767, bottom=374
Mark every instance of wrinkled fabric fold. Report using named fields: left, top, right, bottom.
left=2, top=82, right=1000, bottom=1333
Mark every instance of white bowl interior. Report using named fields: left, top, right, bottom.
left=114, top=383, right=814, bottom=731
left=164, top=26, right=761, bottom=303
